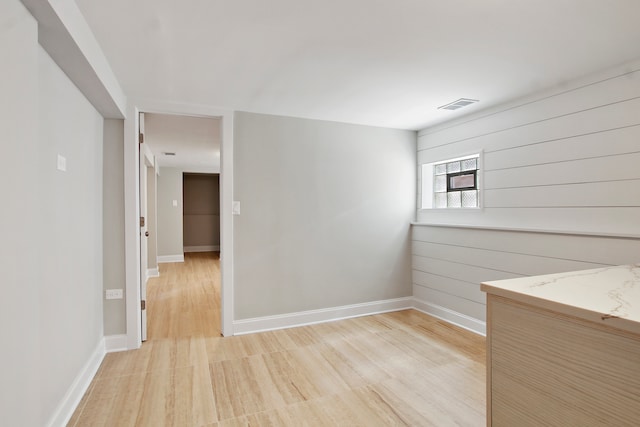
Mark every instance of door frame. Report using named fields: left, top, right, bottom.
left=138, top=123, right=154, bottom=342
left=124, top=99, right=234, bottom=349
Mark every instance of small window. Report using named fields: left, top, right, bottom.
left=447, top=170, right=476, bottom=191
left=421, top=154, right=480, bottom=209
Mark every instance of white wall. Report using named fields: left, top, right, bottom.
left=1, top=2, right=106, bottom=424
left=0, top=1, right=40, bottom=425
left=413, top=59, right=640, bottom=333
left=157, top=167, right=185, bottom=259
left=233, top=112, right=416, bottom=320
left=38, top=44, right=105, bottom=423
left=103, top=119, right=126, bottom=335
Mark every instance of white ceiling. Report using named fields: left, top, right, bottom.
left=144, top=113, right=221, bottom=173
left=76, top=0, right=640, bottom=131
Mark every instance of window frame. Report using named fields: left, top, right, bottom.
left=446, top=170, right=477, bottom=192
left=420, top=152, right=482, bottom=210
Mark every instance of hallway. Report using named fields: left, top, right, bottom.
left=147, top=252, right=221, bottom=339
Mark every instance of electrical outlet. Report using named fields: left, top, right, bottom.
left=105, top=289, right=123, bottom=300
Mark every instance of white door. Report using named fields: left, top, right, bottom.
left=139, top=112, right=148, bottom=341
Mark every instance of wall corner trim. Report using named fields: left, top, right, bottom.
left=45, top=337, right=106, bottom=427
left=412, top=298, right=486, bottom=336
left=147, top=268, right=159, bottom=278
left=104, top=334, right=129, bottom=353
left=157, top=254, right=185, bottom=263
left=233, top=297, right=413, bottom=335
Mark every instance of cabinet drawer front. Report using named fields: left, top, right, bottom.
left=489, top=297, right=640, bottom=427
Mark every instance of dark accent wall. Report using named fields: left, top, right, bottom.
left=183, top=173, right=220, bottom=249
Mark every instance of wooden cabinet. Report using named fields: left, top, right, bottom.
left=482, top=265, right=640, bottom=426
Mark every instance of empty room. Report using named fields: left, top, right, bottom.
left=2, top=1, right=639, bottom=426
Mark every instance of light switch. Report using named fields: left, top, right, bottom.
left=105, top=289, right=123, bottom=299
left=233, top=201, right=241, bottom=215
left=57, top=154, right=66, bottom=172
left=172, top=200, right=178, bottom=207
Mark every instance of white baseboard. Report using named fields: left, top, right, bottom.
left=233, top=297, right=413, bottom=335
left=157, top=254, right=184, bottom=263
left=46, top=337, right=105, bottom=427
left=184, top=245, right=220, bottom=253
left=104, top=334, right=129, bottom=353
left=147, top=267, right=159, bottom=278
left=412, top=297, right=486, bottom=336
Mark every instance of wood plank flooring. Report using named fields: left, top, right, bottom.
left=147, top=252, right=221, bottom=339
left=69, top=253, right=486, bottom=426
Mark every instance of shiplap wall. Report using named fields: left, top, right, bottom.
left=412, top=225, right=640, bottom=333
left=413, top=59, right=640, bottom=334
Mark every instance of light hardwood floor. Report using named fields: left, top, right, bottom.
left=69, top=253, right=486, bottom=426
left=147, top=252, right=222, bottom=339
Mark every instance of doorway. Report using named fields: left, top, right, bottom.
left=176, top=173, right=222, bottom=336
left=183, top=173, right=221, bottom=254
left=131, top=113, right=230, bottom=344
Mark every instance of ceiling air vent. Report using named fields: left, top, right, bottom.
left=438, top=98, right=479, bottom=111
left=163, top=152, right=176, bottom=156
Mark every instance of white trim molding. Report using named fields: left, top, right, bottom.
left=147, top=268, right=159, bottom=278
left=410, top=222, right=640, bottom=240
left=104, top=334, right=129, bottom=353
left=157, top=254, right=184, bottom=263
left=184, top=245, right=220, bottom=253
left=125, top=101, right=234, bottom=349
left=233, top=297, right=413, bottom=335
left=45, top=338, right=105, bottom=427
left=412, top=297, right=486, bottom=336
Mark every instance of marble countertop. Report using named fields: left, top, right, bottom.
left=481, top=264, right=640, bottom=335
